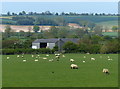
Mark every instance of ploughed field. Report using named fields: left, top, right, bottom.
left=2, top=54, right=118, bottom=87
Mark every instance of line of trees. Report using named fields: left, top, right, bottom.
left=2, top=25, right=104, bottom=40
left=2, top=11, right=119, bottom=16
left=62, top=38, right=119, bottom=54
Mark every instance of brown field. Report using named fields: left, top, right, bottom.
left=0, top=24, right=51, bottom=32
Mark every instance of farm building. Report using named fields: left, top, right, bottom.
left=32, top=38, right=79, bottom=50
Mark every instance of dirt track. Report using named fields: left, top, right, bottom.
left=0, top=24, right=51, bottom=32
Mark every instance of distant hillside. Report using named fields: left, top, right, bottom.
left=97, top=21, right=118, bottom=29
left=0, top=15, right=118, bottom=26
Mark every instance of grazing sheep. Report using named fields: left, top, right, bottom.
left=56, top=56, right=60, bottom=61
left=7, top=57, right=10, bottom=59
left=108, top=56, right=110, bottom=58
left=22, top=56, right=24, bottom=58
left=49, top=59, right=54, bottom=62
left=70, top=59, right=74, bottom=62
left=43, top=57, right=47, bottom=59
left=23, top=60, right=26, bottom=62
left=71, top=64, right=78, bottom=69
left=38, top=55, right=40, bottom=57
left=35, top=59, right=38, bottom=62
left=83, top=61, right=85, bottom=63
left=55, top=56, right=59, bottom=58
left=55, top=54, right=58, bottom=56
left=58, top=54, right=60, bottom=56
left=55, top=54, right=61, bottom=61
left=83, top=56, right=86, bottom=58
left=32, top=55, right=34, bottom=57
left=55, top=53, right=60, bottom=56
left=108, top=59, right=112, bottom=61
left=46, top=54, right=49, bottom=56
left=103, top=68, right=110, bottom=75
left=62, top=55, right=65, bottom=57
left=17, top=55, right=20, bottom=58
left=91, top=58, right=95, bottom=60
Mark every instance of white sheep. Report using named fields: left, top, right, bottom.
left=35, top=59, right=38, bottom=62
left=23, top=60, right=26, bottom=62
left=108, top=56, right=110, bottom=58
left=57, top=54, right=60, bottom=56
left=91, top=58, right=95, bottom=60
left=83, top=56, right=86, bottom=58
left=83, top=61, right=85, bottom=63
left=21, top=55, right=24, bottom=58
left=103, top=68, right=109, bottom=74
left=70, top=59, right=74, bottom=62
left=108, top=59, right=112, bottom=61
left=43, top=57, right=47, bottom=59
left=55, top=54, right=58, bottom=56
left=7, top=57, right=10, bottom=59
left=49, top=59, right=54, bottom=62
left=17, top=55, right=20, bottom=58
left=46, top=54, right=49, bottom=56
left=55, top=56, right=59, bottom=58
left=32, top=55, right=34, bottom=57
left=71, top=64, right=78, bottom=69
left=62, top=55, right=65, bottom=57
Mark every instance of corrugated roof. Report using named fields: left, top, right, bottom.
left=61, top=38, right=79, bottom=43
left=32, top=38, right=79, bottom=43
left=32, top=39, right=58, bottom=43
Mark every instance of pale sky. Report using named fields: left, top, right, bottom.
left=1, top=0, right=119, bottom=2
left=0, top=0, right=119, bottom=14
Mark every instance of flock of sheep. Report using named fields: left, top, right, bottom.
left=6, top=53, right=112, bottom=75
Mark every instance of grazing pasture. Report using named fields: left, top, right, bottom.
left=2, top=54, right=118, bottom=87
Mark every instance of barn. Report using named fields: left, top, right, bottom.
left=32, top=38, right=79, bottom=50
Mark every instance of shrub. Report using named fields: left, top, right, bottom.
left=63, top=41, right=79, bottom=53
left=2, top=48, right=54, bottom=55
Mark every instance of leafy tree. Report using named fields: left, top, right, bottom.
left=112, top=26, right=118, bottom=31
left=91, top=35, right=102, bottom=44
left=63, top=41, right=78, bottom=53
left=58, top=29, right=68, bottom=38
left=78, top=43, right=88, bottom=53
left=33, top=25, right=40, bottom=33
left=49, top=26, right=58, bottom=38
left=90, top=44, right=101, bottom=53
left=100, top=45, right=108, bottom=54
left=26, top=27, right=32, bottom=37
left=7, top=12, right=11, bottom=16
left=22, top=11, right=26, bottom=15
left=4, top=25, right=12, bottom=38
left=19, top=12, right=23, bottom=15
left=93, top=25, right=103, bottom=36
left=75, top=28, right=86, bottom=38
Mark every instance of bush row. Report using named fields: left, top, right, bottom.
left=2, top=48, right=54, bottom=55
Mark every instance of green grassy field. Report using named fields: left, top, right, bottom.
left=97, top=21, right=118, bottom=28
left=2, top=54, right=118, bottom=87
left=102, top=32, right=118, bottom=37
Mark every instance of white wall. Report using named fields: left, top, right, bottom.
left=47, top=43, right=55, bottom=49
left=32, top=43, right=40, bottom=49
left=32, top=46, right=37, bottom=49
